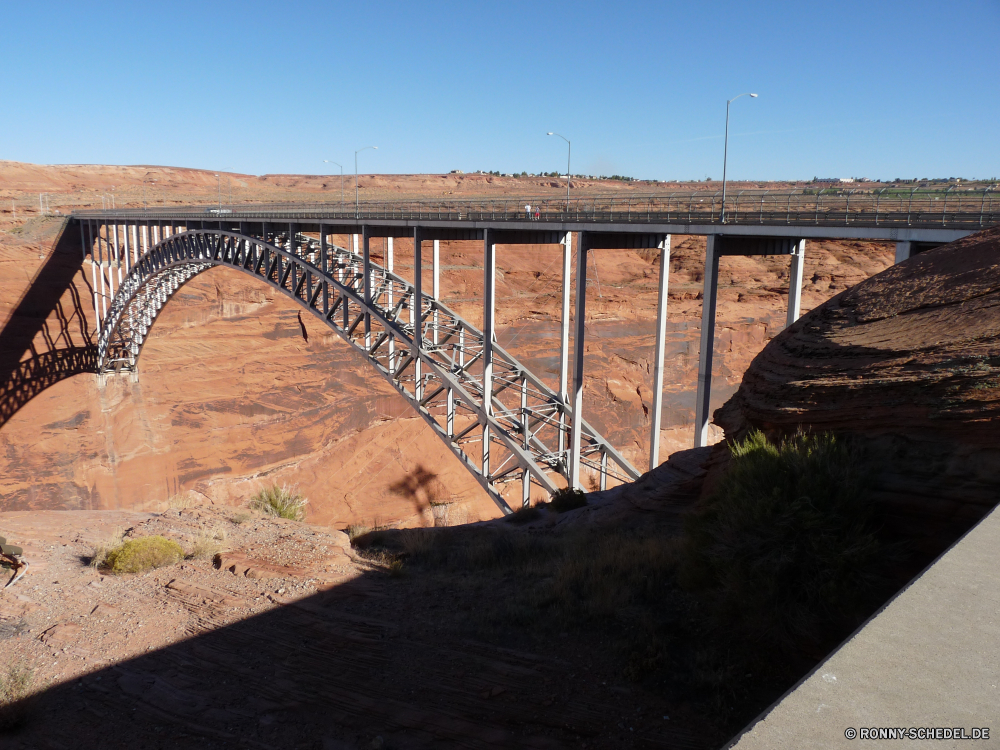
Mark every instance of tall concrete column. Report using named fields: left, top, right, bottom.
left=569, top=232, right=589, bottom=490
left=482, top=229, right=496, bottom=479
left=112, top=224, right=121, bottom=284
left=648, top=234, right=671, bottom=471
left=413, top=228, right=423, bottom=400
left=786, top=239, right=805, bottom=328
left=131, top=224, right=139, bottom=265
left=98, top=223, right=107, bottom=320
left=88, top=221, right=101, bottom=335
left=558, top=231, right=573, bottom=461
left=78, top=220, right=86, bottom=262
left=694, top=235, right=721, bottom=448
left=362, top=226, right=372, bottom=350
left=386, top=236, right=395, bottom=370
left=107, top=224, right=117, bottom=303
left=894, top=241, right=912, bottom=264
left=432, top=238, right=440, bottom=346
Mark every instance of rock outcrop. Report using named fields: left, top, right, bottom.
left=715, top=227, right=1000, bottom=551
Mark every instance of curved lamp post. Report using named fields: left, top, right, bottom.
left=720, top=93, right=757, bottom=223
left=355, top=146, right=377, bottom=217
left=547, top=132, right=571, bottom=212
left=323, top=160, right=344, bottom=207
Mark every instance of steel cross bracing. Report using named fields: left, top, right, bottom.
left=96, top=229, right=640, bottom=513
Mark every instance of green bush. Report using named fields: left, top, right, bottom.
left=549, top=486, right=587, bottom=512
left=249, top=485, right=307, bottom=521
left=104, top=536, right=184, bottom=575
left=680, top=430, right=883, bottom=647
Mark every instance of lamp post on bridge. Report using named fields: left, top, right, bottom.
left=213, top=173, right=222, bottom=214
left=720, top=92, right=757, bottom=224
left=355, top=147, right=377, bottom=218
left=323, top=160, right=345, bottom=209
left=547, top=132, right=571, bottom=213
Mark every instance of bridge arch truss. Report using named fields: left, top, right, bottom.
left=92, top=225, right=641, bottom=513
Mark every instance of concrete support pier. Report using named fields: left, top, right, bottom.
left=694, top=235, right=721, bottom=449
left=569, top=232, right=589, bottom=489
left=787, top=239, right=805, bottom=327
left=895, top=241, right=912, bottom=264
left=648, top=234, right=671, bottom=470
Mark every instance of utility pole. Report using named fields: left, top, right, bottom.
left=720, top=92, right=758, bottom=223
left=547, top=132, right=572, bottom=212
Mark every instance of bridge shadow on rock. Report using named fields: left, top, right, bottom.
left=0, top=220, right=96, bottom=431
left=0, top=564, right=715, bottom=750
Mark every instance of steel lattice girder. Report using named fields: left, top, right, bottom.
left=96, top=229, right=640, bottom=513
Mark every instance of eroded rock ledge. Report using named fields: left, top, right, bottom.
left=714, top=227, right=1000, bottom=552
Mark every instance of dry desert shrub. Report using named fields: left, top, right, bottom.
left=0, top=662, right=34, bottom=731
left=188, top=527, right=228, bottom=560
left=548, top=486, right=587, bottom=512
left=249, top=485, right=307, bottom=521
left=103, top=536, right=185, bottom=575
left=167, top=491, right=200, bottom=510
left=89, top=527, right=125, bottom=569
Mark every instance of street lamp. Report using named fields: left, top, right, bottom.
left=214, top=173, right=222, bottom=213
left=547, top=132, right=571, bottom=212
left=323, top=160, right=344, bottom=207
left=720, top=92, right=757, bottom=223
left=355, top=146, right=377, bottom=217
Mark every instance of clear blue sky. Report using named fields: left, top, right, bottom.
left=3, top=0, right=998, bottom=181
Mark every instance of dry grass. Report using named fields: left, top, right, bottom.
left=0, top=662, right=34, bottom=730
left=229, top=511, right=252, bottom=525
left=249, top=485, right=307, bottom=521
left=167, top=491, right=200, bottom=510
left=188, top=528, right=228, bottom=560
left=548, top=486, right=587, bottom=512
left=103, top=536, right=185, bottom=575
left=89, top=527, right=125, bottom=569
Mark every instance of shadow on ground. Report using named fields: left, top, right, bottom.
left=1, top=559, right=716, bottom=750
left=0, top=219, right=96, bottom=429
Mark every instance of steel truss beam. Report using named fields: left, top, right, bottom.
left=96, top=228, right=640, bottom=513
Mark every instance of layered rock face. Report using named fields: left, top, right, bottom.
left=716, top=227, right=1000, bottom=548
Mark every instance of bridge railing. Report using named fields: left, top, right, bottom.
left=74, top=186, right=998, bottom=229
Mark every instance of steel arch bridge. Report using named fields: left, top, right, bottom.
left=96, top=227, right=639, bottom=513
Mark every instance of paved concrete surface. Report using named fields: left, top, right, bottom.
left=728, top=504, right=1000, bottom=749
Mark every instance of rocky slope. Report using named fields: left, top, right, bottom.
left=715, top=226, right=1000, bottom=550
